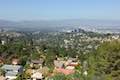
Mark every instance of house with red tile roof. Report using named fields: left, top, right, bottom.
left=55, top=68, right=75, bottom=75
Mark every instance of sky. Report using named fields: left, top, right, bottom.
left=0, top=0, right=120, bottom=21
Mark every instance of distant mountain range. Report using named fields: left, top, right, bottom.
left=0, top=19, right=120, bottom=33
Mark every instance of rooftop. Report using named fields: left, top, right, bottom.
left=31, top=59, right=44, bottom=64
left=2, top=65, right=22, bottom=71
left=5, top=71, right=18, bottom=76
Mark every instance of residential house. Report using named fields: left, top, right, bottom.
left=30, top=59, right=44, bottom=69
left=54, top=60, right=65, bottom=68
left=12, top=58, right=19, bottom=65
left=31, top=72, right=44, bottom=80
left=54, top=57, right=79, bottom=75
left=1, top=40, right=6, bottom=45
left=65, top=57, right=79, bottom=67
left=1, top=65, right=23, bottom=80
left=26, top=67, right=49, bottom=79
left=55, top=68, right=75, bottom=75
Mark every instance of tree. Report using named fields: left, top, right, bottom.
left=93, top=40, right=120, bottom=80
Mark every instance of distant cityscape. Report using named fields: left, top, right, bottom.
left=0, top=19, right=120, bottom=33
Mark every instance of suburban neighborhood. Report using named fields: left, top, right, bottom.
left=0, top=28, right=119, bottom=80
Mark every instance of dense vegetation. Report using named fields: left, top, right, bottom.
left=88, top=40, right=120, bottom=80
left=0, top=31, right=119, bottom=80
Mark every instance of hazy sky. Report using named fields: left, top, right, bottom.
left=0, top=0, right=120, bottom=21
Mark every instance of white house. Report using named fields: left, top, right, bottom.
left=2, top=65, right=23, bottom=80
left=31, top=72, right=43, bottom=80
left=1, top=40, right=5, bottom=45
